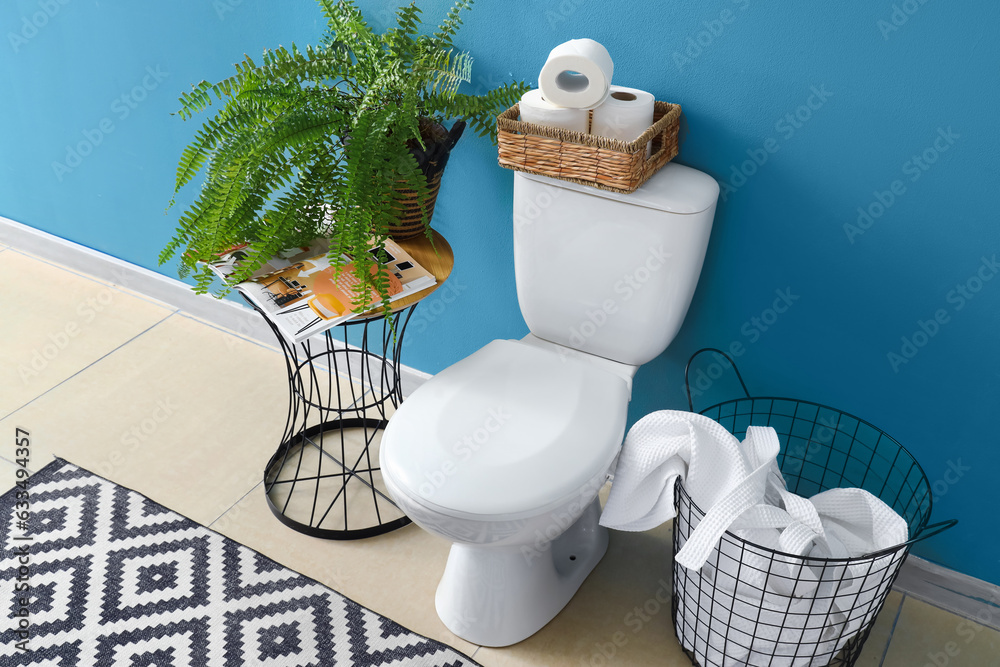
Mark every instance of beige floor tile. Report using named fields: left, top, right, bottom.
left=854, top=591, right=903, bottom=666
left=0, top=456, right=19, bottom=493
left=11, top=245, right=179, bottom=315
left=0, top=251, right=174, bottom=418
left=211, top=483, right=479, bottom=657
left=883, top=596, right=1000, bottom=666
left=0, top=314, right=359, bottom=526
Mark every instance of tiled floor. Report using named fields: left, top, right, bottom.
left=3, top=245, right=998, bottom=666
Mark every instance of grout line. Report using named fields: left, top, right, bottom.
left=208, top=480, right=263, bottom=530
left=175, top=310, right=281, bottom=355
left=878, top=593, right=906, bottom=666
left=1, top=312, right=177, bottom=421
left=203, top=386, right=374, bottom=529
left=204, top=383, right=372, bottom=531
left=0, top=449, right=45, bottom=476
left=347, top=386, right=374, bottom=410
left=174, top=309, right=388, bottom=396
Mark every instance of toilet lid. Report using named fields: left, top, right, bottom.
left=381, top=339, right=630, bottom=518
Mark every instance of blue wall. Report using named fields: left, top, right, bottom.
left=2, top=0, right=997, bottom=585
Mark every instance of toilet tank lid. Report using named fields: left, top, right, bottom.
left=518, top=162, right=720, bottom=215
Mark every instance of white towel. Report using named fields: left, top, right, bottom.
left=600, top=411, right=909, bottom=667
left=598, top=411, right=752, bottom=533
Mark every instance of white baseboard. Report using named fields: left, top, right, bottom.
left=0, top=215, right=431, bottom=397
left=894, top=555, right=1000, bottom=630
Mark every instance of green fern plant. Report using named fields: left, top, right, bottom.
left=160, top=0, right=528, bottom=312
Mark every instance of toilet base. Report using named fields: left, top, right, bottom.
left=434, top=498, right=609, bottom=647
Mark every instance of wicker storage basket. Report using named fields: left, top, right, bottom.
left=497, top=100, right=681, bottom=194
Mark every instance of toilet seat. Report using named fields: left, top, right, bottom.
left=381, top=339, right=630, bottom=519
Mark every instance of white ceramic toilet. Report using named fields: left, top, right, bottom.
left=380, top=163, right=719, bottom=647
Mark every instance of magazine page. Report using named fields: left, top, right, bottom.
left=207, top=237, right=330, bottom=285
left=206, top=238, right=437, bottom=344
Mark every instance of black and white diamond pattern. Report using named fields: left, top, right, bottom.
left=1, top=460, right=479, bottom=666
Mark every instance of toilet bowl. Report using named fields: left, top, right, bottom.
left=380, top=163, right=720, bottom=646
left=381, top=336, right=634, bottom=646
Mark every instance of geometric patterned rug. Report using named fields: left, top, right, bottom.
left=0, top=459, right=480, bottom=666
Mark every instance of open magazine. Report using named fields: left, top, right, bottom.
left=207, top=237, right=436, bottom=344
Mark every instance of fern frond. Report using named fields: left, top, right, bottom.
left=425, top=81, right=529, bottom=139
left=415, top=47, right=472, bottom=97
left=164, top=0, right=528, bottom=305
left=433, top=0, right=473, bottom=50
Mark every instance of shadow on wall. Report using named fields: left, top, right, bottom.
left=625, top=102, right=832, bottom=426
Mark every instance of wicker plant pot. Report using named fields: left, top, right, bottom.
left=386, top=172, right=443, bottom=240
left=383, top=117, right=460, bottom=240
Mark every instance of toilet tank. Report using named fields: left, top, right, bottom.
left=512, top=164, right=719, bottom=366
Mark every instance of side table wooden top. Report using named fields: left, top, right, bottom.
left=359, top=228, right=454, bottom=317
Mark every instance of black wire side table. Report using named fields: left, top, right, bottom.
left=249, top=231, right=453, bottom=540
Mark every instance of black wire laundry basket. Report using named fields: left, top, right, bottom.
left=672, top=349, right=956, bottom=667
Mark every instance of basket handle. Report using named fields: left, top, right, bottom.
left=684, top=348, right=751, bottom=412
left=904, top=519, right=958, bottom=547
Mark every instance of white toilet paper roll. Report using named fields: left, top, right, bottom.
left=537, top=38, right=614, bottom=110
left=518, top=89, right=589, bottom=134
left=591, top=85, right=656, bottom=157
